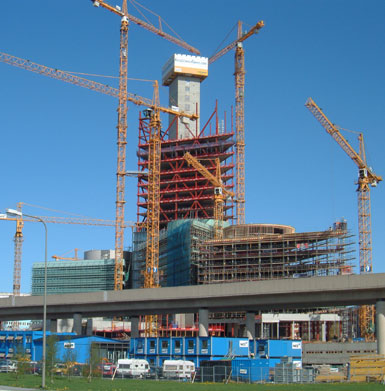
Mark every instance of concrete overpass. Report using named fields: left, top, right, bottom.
left=1, top=273, right=385, bottom=352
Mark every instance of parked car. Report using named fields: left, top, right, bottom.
left=0, top=360, right=17, bottom=373
left=26, top=361, right=41, bottom=375
left=52, top=363, right=67, bottom=376
left=100, top=362, right=116, bottom=377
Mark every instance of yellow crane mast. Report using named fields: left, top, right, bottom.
left=140, top=82, right=162, bottom=336
left=183, top=152, right=235, bottom=239
left=209, top=20, right=264, bottom=225
left=305, top=97, right=382, bottom=339
left=91, top=0, right=199, bottom=290
left=143, top=82, right=161, bottom=291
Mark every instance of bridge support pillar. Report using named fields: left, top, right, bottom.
left=245, top=312, right=255, bottom=339
left=131, top=317, right=139, bottom=338
left=48, top=319, right=57, bottom=333
left=72, top=313, right=82, bottom=335
left=377, top=300, right=385, bottom=354
left=321, top=321, right=327, bottom=342
left=199, top=308, right=209, bottom=337
left=86, top=319, right=93, bottom=336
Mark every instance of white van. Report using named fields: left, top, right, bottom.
left=115, top=358, right=150, bottom=378
left=162, top=359, right=195, bottom=379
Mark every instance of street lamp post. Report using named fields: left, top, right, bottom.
left=6, top=209, right=48, bottom=389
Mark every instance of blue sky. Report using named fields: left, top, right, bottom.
left=0, top=0, right=384, bottom=293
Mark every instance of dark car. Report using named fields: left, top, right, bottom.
left=26, top=361, right=41, bottom=375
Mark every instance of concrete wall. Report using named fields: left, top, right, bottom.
left=168, top=76, right=200, bottom=139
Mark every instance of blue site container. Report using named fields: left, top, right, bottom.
left=258, top=340, right=302, bottom=358
left=232, top=358, right=270, bottom=382
left=159, top=338, right=171, bottom=355
left=171, top=337, right=183, bottom=355
left=211, top=337, right=250, bottom=357
left=146, top=338, right=158, bottom=355
left=229, top=338, right=250, bottom=357
left=198, top=337, right=211, bottom=356
left=268, top=357, right=281, bottom=368
left=131, top=337, right=145, bottom=355
left=0, top=331, right=44, bottom=361
left=184, top=337, right=197, bottom=355
left=146, top=355, right=157, bottom=367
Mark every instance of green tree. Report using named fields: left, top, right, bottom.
left=87, top=342, right=101, bottom=382
left=14, top=344, right=30, bottom=380
left=45, top=334, right=58, bottom=382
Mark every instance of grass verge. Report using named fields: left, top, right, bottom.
left=0, top=374, right=384, bottom=391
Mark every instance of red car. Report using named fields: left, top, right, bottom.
left=101, top=363, right=116, bottom=377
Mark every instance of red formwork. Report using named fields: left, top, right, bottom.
left=137, top=103, right=235, bottom=229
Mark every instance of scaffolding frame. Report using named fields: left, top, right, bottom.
left=197, top=222, right=354, bottom=285
left=136, top=103, right=235, bottom=230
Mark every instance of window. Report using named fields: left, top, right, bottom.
left=120, top=364, right=130, bottom=369
left=162, top=340, right=168, bottom=349
left=185, top=104, right=190, bottom=111
left=188, top=340, right=194, bottom=349
left=202, top=340, right=208, bottom=349
left=150, top=340, right=155, bottom=348
left=175, top=340, right=181, bottom=349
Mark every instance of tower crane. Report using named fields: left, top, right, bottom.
left=90, top=0, right=199, bottom=291
left=1, top=202, right=135, bottom=296
left=140, top=82, right=162, bottom=336
left=52, top=248, right=80, bottom=261
left=183, top=152, right=235, bottom=239
left=0, top=51, right=197, bottom=291
left=305, top=97, right=382, bottom=340
left=209, top=20, right=264, bottom=225
left=0, top=52, right=197, bottom=120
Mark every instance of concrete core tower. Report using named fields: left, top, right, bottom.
left=162, top=54, right=208, bottom=139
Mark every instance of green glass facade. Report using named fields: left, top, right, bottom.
left=31, top=259, right=116, bottom=295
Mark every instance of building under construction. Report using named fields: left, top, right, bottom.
left=130, top=53, right=357, bottom=339
left=136, top=54, right=235, bottom=229
left=198, top=221, right=353, bottom=284
left=132, top=219, right=353, bottom=288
